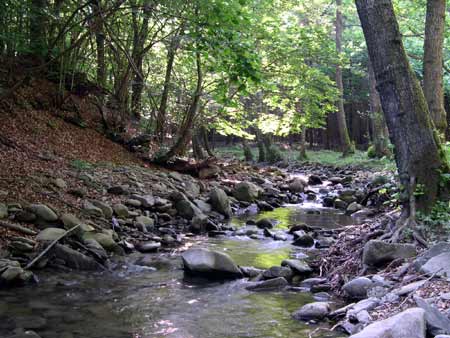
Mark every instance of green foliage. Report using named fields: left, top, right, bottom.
left=367, top=145, right=376, bottom=159
left=417, top=200, right=450, bottom=241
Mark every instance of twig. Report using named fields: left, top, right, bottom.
left=24, top=224, right=80, bottom=270
left=0, top=220, right=37, bottom=236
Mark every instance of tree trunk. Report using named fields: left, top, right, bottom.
left=201, top=125, right=214, bottom=157
left=192, top=130, right=206, bottom=160
left=30, top=0, right=47, bottom=59
left=368, top=60, right=390, bottom=157
left=335, top=0, right=353, bottom=156
left=423, top=0, right=447, bottom=135
left=299, top=126, right=307, bottom=160
left=91, top=0, right=106, bottom=89
left=156, top=30, right=182, bottom=143
left=157, top=51, right=202, bottom=162
left=256, top=130, right=266, bottom=162
left=356, top=0, right=449, bottom=212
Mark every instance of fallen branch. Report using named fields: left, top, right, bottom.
left=24, top=224, right=80, bottom=270
left=0, top=220, right=37, bottom=236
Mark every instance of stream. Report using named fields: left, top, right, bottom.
left=0, top=201, right=356, bottom=338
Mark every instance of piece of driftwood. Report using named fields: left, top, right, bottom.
left=24, top=224, right=80, bottom=270
left=0, top=220, right=37, bottom=236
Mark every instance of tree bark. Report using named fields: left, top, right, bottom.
left=356, top=0, right=449, bottom=212
left=156, top=29, right=182, bottom=143
left=423, top=0, right=447, bottom=135
left=368, top=60, right=390, bottom=157
left=91, top=0, right=106, bottom=89
left=299, top=125, right=307, bottom=160
left=335, top=0, right=353, bottom=156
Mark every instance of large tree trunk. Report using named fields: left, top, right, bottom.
left=156, top=30, right=182, bottom=143
left=335, top=0, right=353, bottom=156
left=356, top=0, right=448, bottom=212
left=30, top=0, right=48, bottom=59
left=368, top=60, right=390, bottom=158
left=423, top=0, right=447, bottom=135
left=299, top=125, right=307, bottom=160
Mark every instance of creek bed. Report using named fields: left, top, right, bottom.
left=0, top=205, right=354, bottom=338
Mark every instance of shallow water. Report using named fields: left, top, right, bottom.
left=0, top=205, right=349, bottom=338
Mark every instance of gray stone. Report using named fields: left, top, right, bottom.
left=0, top=203, right=8, bottom=219
left=126, top=199, right=142, bottom=207
left=346, top=202, right=363, bottom=215
left=289, top=178, right=307, bottom=193
left=349, top=308, right=426, bottom=338
left=14, top=316, right=47, bottom=330
left=256, top=218, right=274, bottom=229
left=60, top=213, right=82, bottom=231
left=262, top=266, right=293, bottom=280
left=7, top=331, right=42, bottom=338
left=53, top=244, right=103, bottom=270
left=334, top=199, right=348, bottom=209
left=415, top=296, right=450, bottom=336
left=52, top=178, right=67, bottom=189
left=36, top=228, right=66, bottom=241
left=194, top=199, right=212, bottom=213
left=292, top=302, right=330, bottom=321
left=392, top=280, right=426, bottom=296
left=363, top=240, right=416, bottom=266
left=343, top=277, right=373, bottom=299
left=246, top=277, right=288, bottom=291
left=347, top=298, right=380, bottom=317
left=420, top=252, right=450, bottom=279
left=209, top=188, right=232, bottom=218
left=27, top=204, right=58, bottom=222
left=181, top=248, right=242, bottom=279
left=113, top=204, right=130, bottom=218
left=131, top=194, right=155, bottom=208
left=281, top=259, right=312, bottom=274
left=232, top=182, right=261, bottom=202
left=414, top=243, right=450, bottom=271
left=240, top=266, right=264, bottom=278
left=91, top=200, right=113, bottom=219
left=107, top=185, right=128, bottom=195
left=135, top=216, right=154, bottom=230
left=82, top=201, right=103, bottom=218
left=175, top=199, right=203, bottom=220
left=135, top=241, right=161, bottom=253
left=293, top=231, right=314, bottom=247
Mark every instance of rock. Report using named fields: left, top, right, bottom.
left=9, top=241, right=34, bottom=253
left=52, top=178, right=67, bottom=189
left=7, top=331, right=42, bottom=338
left=82, top=201, right=103, bottom=218
left=91, top=201, right=113, bottom=219
left=246, top=277, right=288, bottom=291
left=175, top=199, right=203, bottom=220
left=308, top=175, right=322, bottom=185
left=347, top=298, right=381, bottom=317
left=135, top=241, right=161, bottom=253
left=281, top=259, right=312, bottom=274
left=53, top=244, right=103, bottom=270
left=292, top=231, right=314, bottom=247
left=199, top=165, right=220, bottom=179
left=392, top=280, right=426, bottom=296
left=27, top=204, right=58, bottom=222
left=36, top=228, right=66, bottom=241
left=113, top=204, right=130, bottom=218
left=346, top=202, right=363, bottom=215
left=289, top=178, right=307, bottom=193
left=126, top=199, right=142, bottom=207
left=240, top=266, right=264, bottom=278
left=60, top=213, right=83, bottom=232
left=300, top=278, right=328, bottom=289
left=14, top=316, right=47, bottom=330
left=0, top=203, right=8, bottom=219
left=334, top=199, right=348, bottom=209
left=415, top=296, right=450, bottom=336
left=135, top=216, right=154, bottom=231
left=343, top=277, right=373, bottom=299
left=414, top=242, right=450, bottom=271
left=419, top=252, right=450, bottom=279
left=130, top=194, right=155, bottom=208
left=15, top=211, right=37, bottom=223
left=256, top=218, right=274, bottom=229
left=257, top=201, right=274, bottom=211
left=363, top=240, right=417, bottom=267
left=181, top=248, right=243, bottom=279
left=349, top=308, right=426, bottom=338
left=107, top=185, right=128, bottom=195
left=209, top=188, right=232, bottom=218
left=232, top=182, right=261, bottom=202
left=262, top=266, right=293, bottom=280
left=194, top=199, right=212, bottom=213
left=292, top=302, right=331, bottom=321
left=190, top=214, right=208, bottom=233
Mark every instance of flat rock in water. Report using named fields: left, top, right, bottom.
left=349, top=307, right=426, bottom=338
left=181, top=248, right=243, bottom=279
left=292, top=302, right=330, bottom=321
left=240, top=266, right=264, bottom=278
left=362, top=240, right=416, bottom=266
left=262, top=266, right=293, bottom=280
left=246, top=277, right=288, bottom=291
left=135, top=241, right=161, bottom=253
left=281, top=259, right=312, bottom=274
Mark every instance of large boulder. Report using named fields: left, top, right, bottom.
left=232, top=182, right=261, bottom=202
left=27, top=204, right=58, bottom=222
left=349, top=308, right=426, bottom=338
left=362, top=240, right=416, bottom=267
left=181, top=248, right=243, bottom=279
left=209, top=188, right=232, bottom=218
left=414, top=242, right=450, bottom=271
left=175, top=199, right=204, bottom=220
left=288, top=178, right=307, bottom=193
left=343, top=277, right=373, bottom=299
left=292, top=302, right=331, bottom=321
left=420, top=252, right=450, bottom=279
left=415, top=296, right=450, bottom=336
